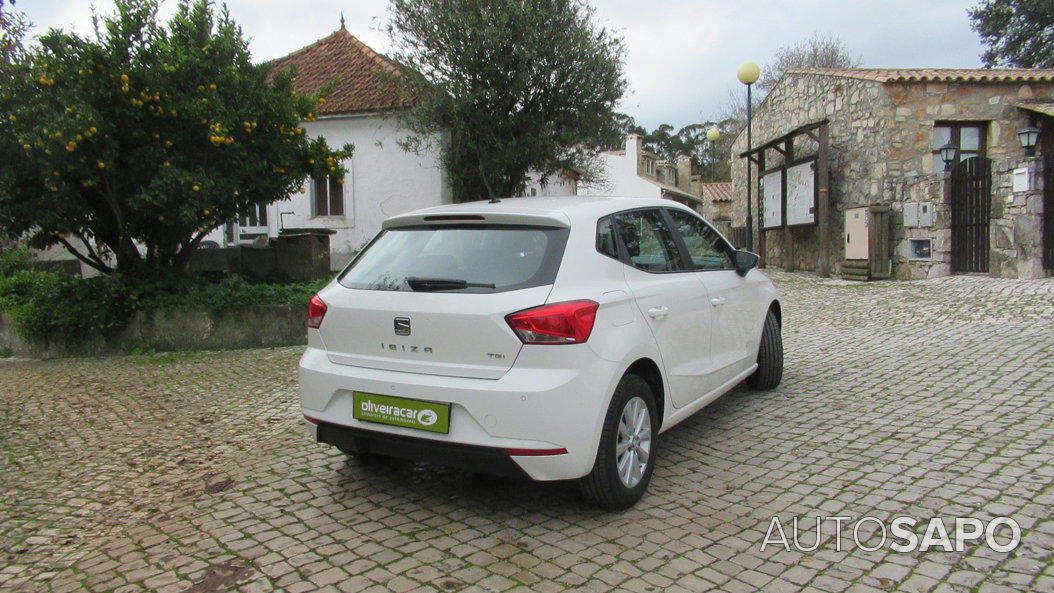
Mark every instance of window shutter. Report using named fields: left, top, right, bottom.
left=329, top=177, right=344, bottom=216
left=312, top=177, right=328, bottom=216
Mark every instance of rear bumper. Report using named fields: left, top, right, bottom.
left=315, top=421, right=532, bottom=479
left=299, top=345, right=618, bottom=481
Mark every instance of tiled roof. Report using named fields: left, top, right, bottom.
left=700, top=182, right=733, bottom=203
left=786, top=68, right=1054, bottom=84
left=268, top=28, right=409, bottom=115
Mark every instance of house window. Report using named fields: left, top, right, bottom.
left=239, top=203, right=267, bottom=228
left=312, top=176, right=345, bottom=217
left=932, top=122, right=987, bottom=171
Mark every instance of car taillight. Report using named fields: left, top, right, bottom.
left=306, top=294, right=327, bottom=329
left=505, top=300, right=599, bottom=344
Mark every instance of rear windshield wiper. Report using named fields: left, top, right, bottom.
left=405, top=277, right=496, bottom=291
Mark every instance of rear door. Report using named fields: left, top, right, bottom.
left=316, top=224, right=568, bottom=380
left=611, top=208, right=719, bottom=407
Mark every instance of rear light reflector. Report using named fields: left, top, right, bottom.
left=505, top=447, right=568, bottom=456
left=303, top=414, right=319, bottom=424
left=505, top=300, right=599, bottom=344
left=306, top=294, right=327, bottom=329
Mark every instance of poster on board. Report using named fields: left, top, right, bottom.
left=761, top=169, right=783, bottom=229
left=786, top=160, right=817, bottom=226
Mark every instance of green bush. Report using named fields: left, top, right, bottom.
left=0, top=269, right=329, bottom=344
left=0, top=248, right=32, bottom=276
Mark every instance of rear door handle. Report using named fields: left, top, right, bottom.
left=710, top=297, right=727, bottom=307
left=647, top=306, right=669, bottom=319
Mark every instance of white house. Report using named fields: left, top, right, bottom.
left=524, top=169, right=579, bottom=197
left=203, top=25, right=580, bottom=268
left=578, top=133, right=704, bottom=211
left=200, top=26, right=450, bottom=268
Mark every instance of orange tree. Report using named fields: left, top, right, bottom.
left=0, top=0, right=351, bottom=276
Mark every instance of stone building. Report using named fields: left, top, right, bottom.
left=730, top=68, right=1054, bottom=279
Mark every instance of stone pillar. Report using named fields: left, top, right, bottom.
left=990, top=157, right=1047, bottom=278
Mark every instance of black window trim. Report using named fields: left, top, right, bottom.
left=595, top=215, right=621, bottom=262
left=932, top=121, right=988, bottom=166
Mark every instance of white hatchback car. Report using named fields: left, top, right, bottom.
left=300, top=196, right=782, bottom=509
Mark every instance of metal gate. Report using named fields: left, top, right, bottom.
left=950, top=156, right=992, bottom=274
left=1045, top=156, right=1054, bottom=271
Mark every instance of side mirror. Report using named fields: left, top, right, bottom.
left=732, top=250, right=759, bottom=277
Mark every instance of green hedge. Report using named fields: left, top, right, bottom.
left=0, top=250, right=328, bottom=343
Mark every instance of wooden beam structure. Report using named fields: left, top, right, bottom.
left=738, top=119, right=832, bottom=277
left=817, top=124, right=831, bottom=277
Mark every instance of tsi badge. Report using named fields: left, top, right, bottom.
left=394, top=317, right=411, bottom=336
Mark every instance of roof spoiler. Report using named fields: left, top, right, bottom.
left=383, top=211, right=571, bottom=229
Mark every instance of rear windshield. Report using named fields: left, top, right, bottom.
left=338, top=225, right=569, bottom=293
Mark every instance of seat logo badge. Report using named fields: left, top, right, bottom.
left=394, top=317, right=411, bottom=336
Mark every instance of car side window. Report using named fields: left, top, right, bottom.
left=613, top=209, right=683, bottom=272
left=596, top=216, right=619, bottom=259
left=666, top=209, right=733, bottom=271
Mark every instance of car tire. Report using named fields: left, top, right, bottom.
left=579, top=374, right=658, bottom=511
left=747, top=310, right=783, bottom=390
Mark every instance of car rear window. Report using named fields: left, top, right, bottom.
left=338, top=225, right=569, bottom=293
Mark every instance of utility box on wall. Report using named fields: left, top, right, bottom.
left=844, top=206, right=870, bottom=260
left=903, top=202, right=934, bottom=228
left=842, top=204, right=892, bottom=281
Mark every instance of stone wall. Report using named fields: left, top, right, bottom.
left=868, top=157, right=1047, bottom=280
left=882, top=82, right=1050, bottom=180
left=731, top=71, right=1053, bottom=278
left=0, top=304, right=307, bottom=358
left=188, top=232, right=332, bottom=281
left=885, top=173, right=950, bottom=279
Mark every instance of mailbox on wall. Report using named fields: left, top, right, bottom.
left=903, top=202, right=934, bottom=228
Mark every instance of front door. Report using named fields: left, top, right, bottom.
left=950, top=157, right=992, bottom=273
left=612, top=209, right=717, bottom=408
left=665, top=208, right=755, bottom=388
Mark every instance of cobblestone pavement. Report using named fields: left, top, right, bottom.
left=1, top=271, right=1052, bottom=593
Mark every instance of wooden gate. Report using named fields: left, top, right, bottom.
left=950, top=156, right=992, bottom=274
left=1045, top=156, right=1054, bottom=271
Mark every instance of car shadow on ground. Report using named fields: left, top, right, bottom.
left=319, top=381, right=774, bottom=514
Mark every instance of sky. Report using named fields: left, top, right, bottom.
left=20, top=0, right=987, bottom=131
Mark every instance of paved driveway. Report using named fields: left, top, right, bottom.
left=1, top=271, right=1052, bottom=593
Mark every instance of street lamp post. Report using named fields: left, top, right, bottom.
left=706, top=127, right=721, bottom=182
left=738, top=61, right=760, bottom=252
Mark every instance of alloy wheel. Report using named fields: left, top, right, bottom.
left=615, top=396, right=651, bottom=487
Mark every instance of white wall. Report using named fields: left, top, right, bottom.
left=577, top=135, right=662, bottom=200
left=204, top=113, right=449, bottom=269
left=523, top=170, right=577, bottom=197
